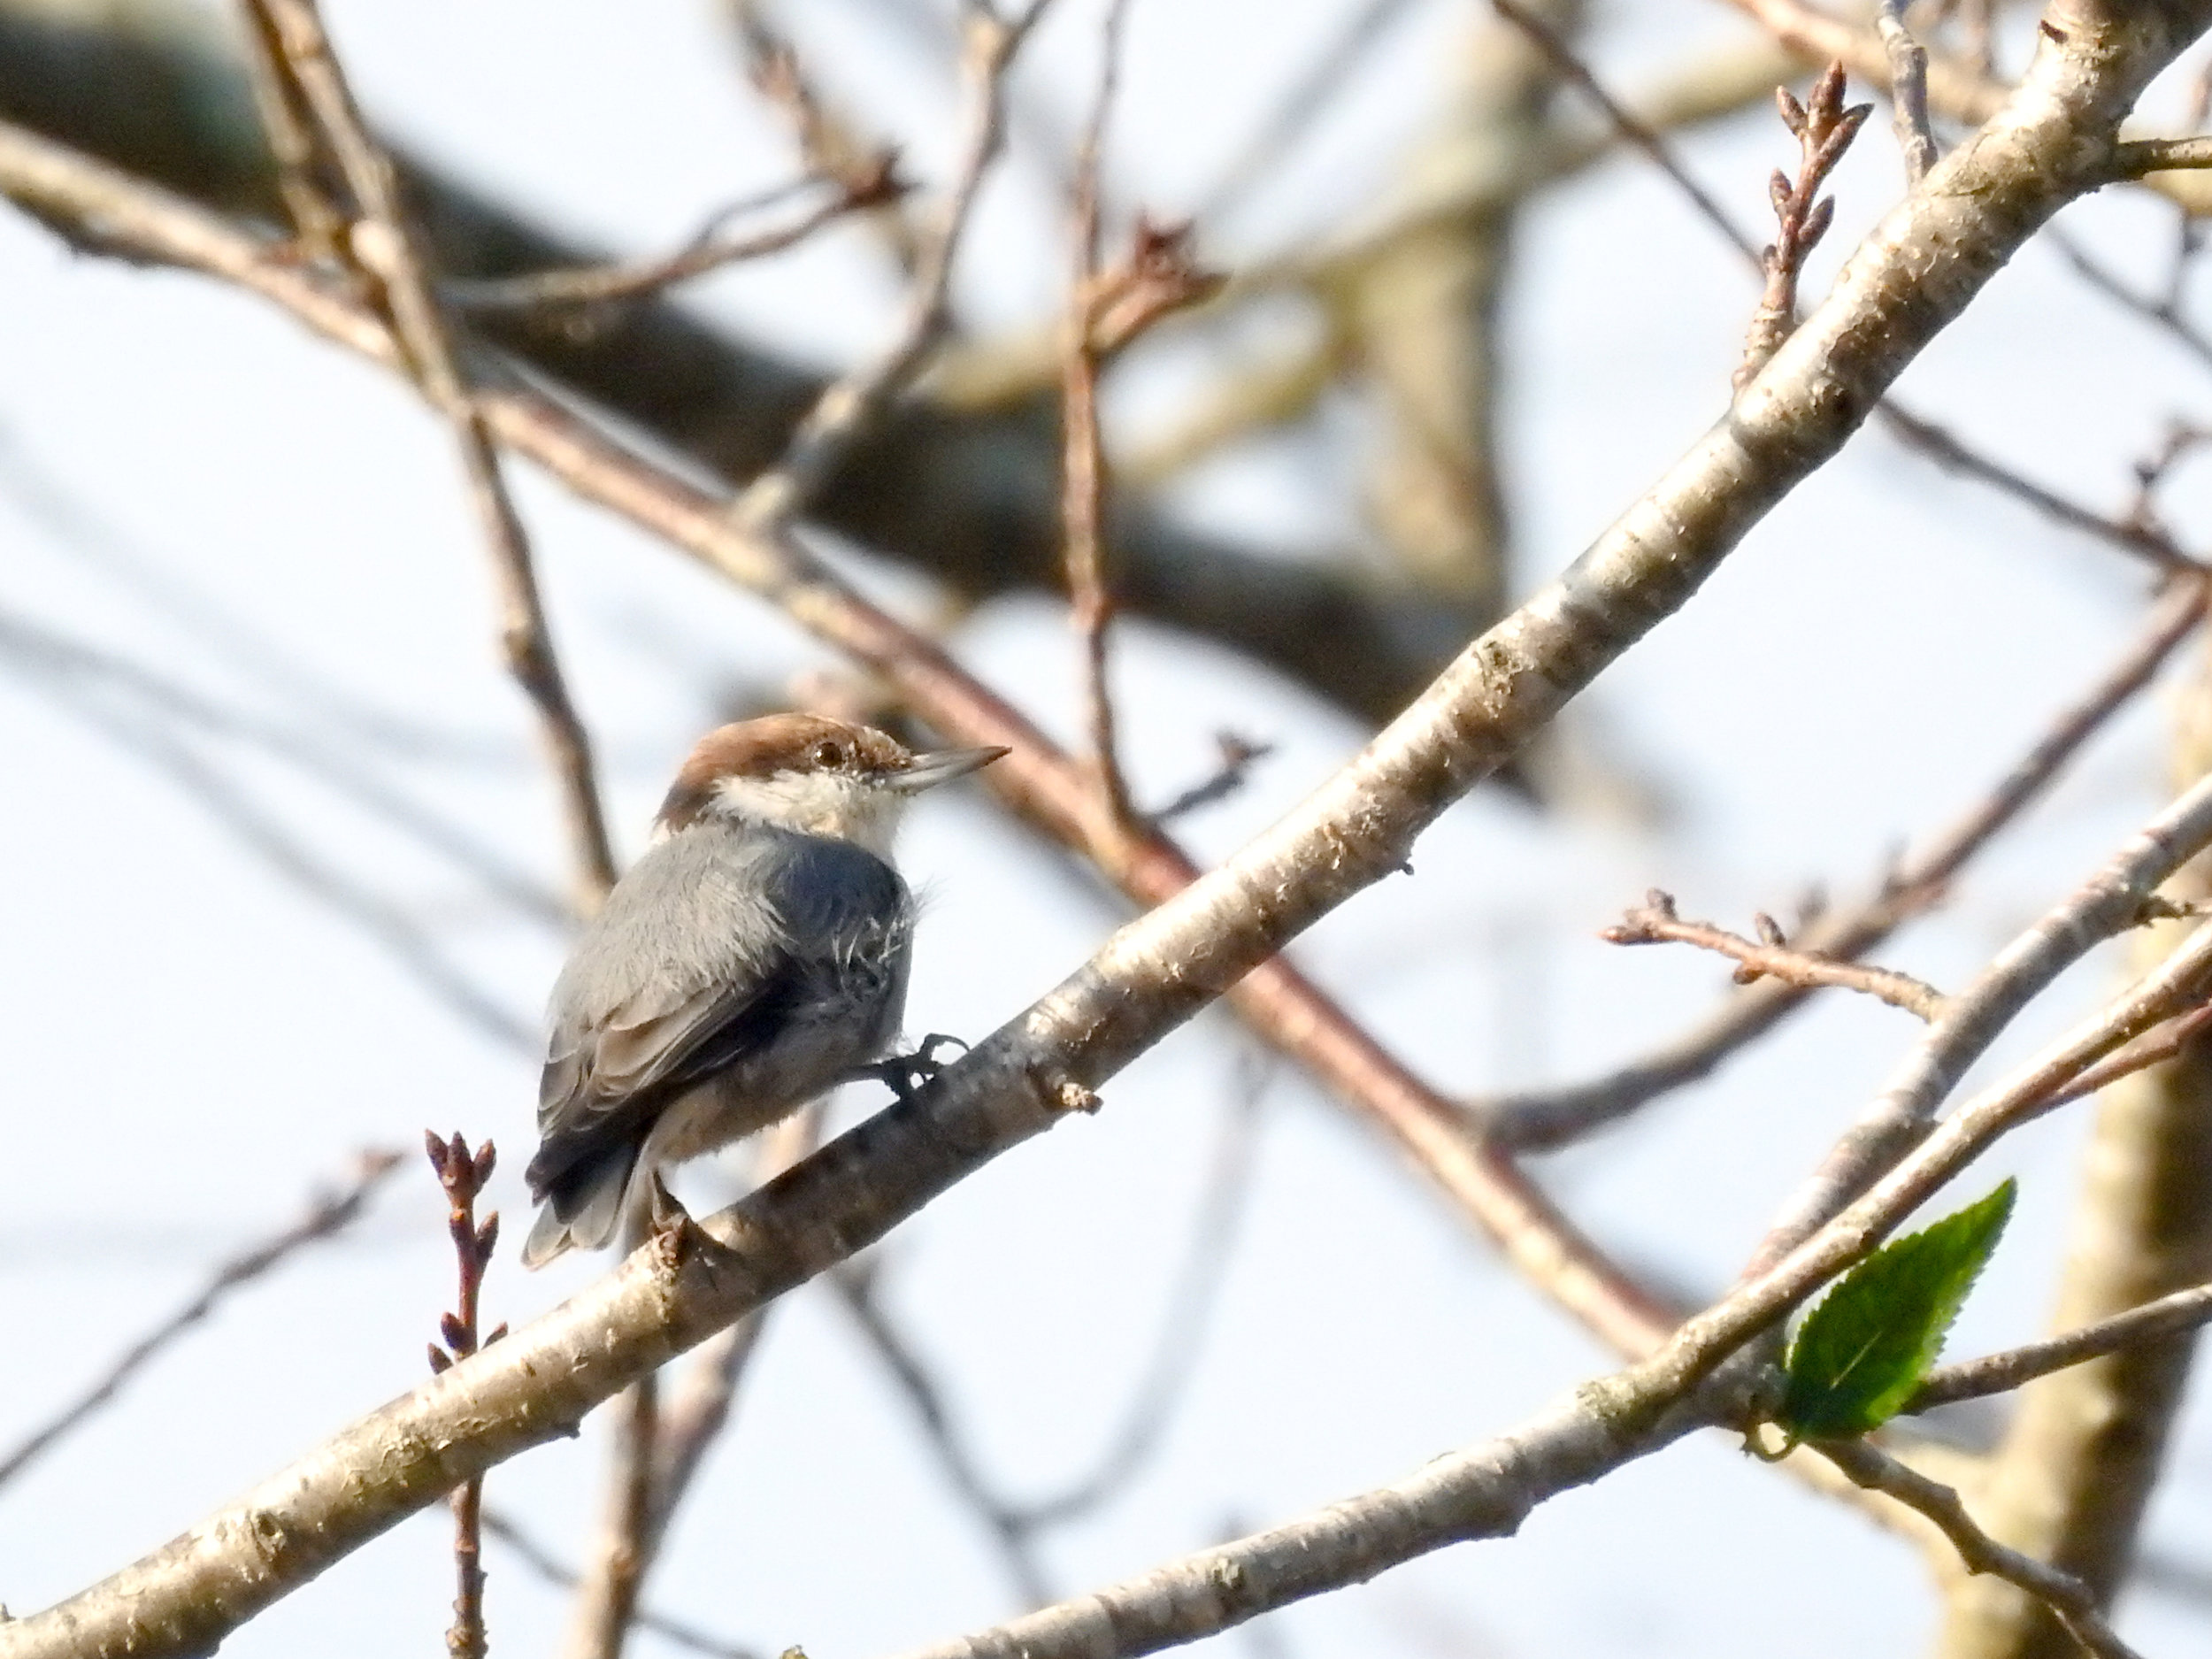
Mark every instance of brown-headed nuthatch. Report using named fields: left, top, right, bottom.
left=521, top=715, right=1008, bottom=1267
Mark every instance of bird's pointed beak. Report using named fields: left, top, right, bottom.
left=891, top=744, right=1011, bottom=793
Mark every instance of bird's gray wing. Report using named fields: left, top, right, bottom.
left=524, top=827, right=908, bottom=1204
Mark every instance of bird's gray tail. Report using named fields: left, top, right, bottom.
left=521, top=1138, right=641, bottom=1269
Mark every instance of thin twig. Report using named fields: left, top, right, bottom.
left=4, top=21, right=2205, bottom=1646
left=1737, top=61, right=1871, bottom=389
left=1012, top=1083, right=1264, bottom=1527
left=1876, top=0, right=1939, bottom=180
left=1062, top=0, right=1138, bottom=829
left=1490, top=0, right=1762, bottom=268
left=1603, top=890, right=1949, bottom=1020
left=0, top=626, right=541, bottom=1049
left=233, top=0, right=347, bottom=259
left=2030, top=997, right=2212, bottom=1109
left=1747, top=774, right=2212, bottom=1278
left=730, top=2, right=1049, bottom=533
left=1910, top=1279, right=2212, bottom=1411
left=1878, top=402, right=2203, bottom=572
left=256, top=0, right=618, bottom=913
left=444, top=170, right=899, bottom=312
left=0, top=1149, right=402, bottom=1489
left=829, top=1264, right=1054, bottom=1606
left=731, top=0, right=922, bottom=274
left=1195, top=0, right=1417, bottom=225
left=1813, top=1440, right=2143, bottom=1659
left=478, top=1510, right=760, bottom=1659
left=2046, top=223, right=2212, bottom=375
left=425, top=1133, right=503, bottom=1659
left=1149, top=733, right=1275, bottom=825
left=1486, top=574, right=2211, bottom=1149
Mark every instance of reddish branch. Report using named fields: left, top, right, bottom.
left=1603, top=890, right=1948, bottom=1020
left=425, top=1133, right=503, bottom=1659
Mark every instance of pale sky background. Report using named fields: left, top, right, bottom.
left=4, top=2, right=2212, bottom=1655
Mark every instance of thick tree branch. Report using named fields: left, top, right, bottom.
left=1, top=10, right=2202, bottom=1651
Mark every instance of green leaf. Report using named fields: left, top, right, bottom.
left=1776, top=1178, right=2016, bottom=1442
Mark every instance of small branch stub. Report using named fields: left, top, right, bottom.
left=1604, top=890, right=1947, bottom=1020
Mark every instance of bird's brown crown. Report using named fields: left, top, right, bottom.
left=656, top=715, right=916, bottom=833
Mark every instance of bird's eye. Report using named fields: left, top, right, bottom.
left=815, top=741, right=845, bottom=767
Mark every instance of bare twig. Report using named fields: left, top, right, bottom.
left=444, top=170, right=899, bottom=312
left=1150, top=733, right=1275, bottom=826
left=255, top=0, right=617, bottom=913
left=1876, top=0, right=1940, bottom=180
left=730, top=0, right=920, bottom=273
left=1737, top=61, right=1872, bottom=388
left=830, top=1265, right=1054, bottom=1606
left=0, top=621, right=541, bottom=1049
left=2046, top=223, right=2212, bottom=375
left=1910, top=1279, right=2212, bottom=1410
left=2029, top=997, right=2212, bottom=1108
left=730, top=2, right=1048, bottom=533
left=0, top=1149, right=402, bottom=1489
left=1063, top=0, right=1139, bottom=830
left=1490, top=0, right=1762, bottom=268
left=1747, top=770, right=2212, bottom=1276
left=1878, top=402, right=2203, bottom=572
left=887, top=857, right=2212, bottom=1659
left=4, top=15, right=2208, bottom=1646
left=1813, top=1440, right=2143, bottom=1659
left=233, top=0, right=346, bottom=259
left=1486, top=575, right=2211, bottom=1149
left=1012, top=1084, right=1263, bottom=1527
left=425, top=1133, right=502, bottom=1659
left=478, top=1510, right=759, bottom=1659
left=1603, top=890, right=1948, bottom=1020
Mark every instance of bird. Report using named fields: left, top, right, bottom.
left=520, top=714, right=1009, bottom=1267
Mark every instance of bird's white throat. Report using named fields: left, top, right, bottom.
left=706, top=768, right=905, bottom=859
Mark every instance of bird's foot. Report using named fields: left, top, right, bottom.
left=872, top=1033, right=970, bottom=1104
left=641, top=1168, right=704, bottom=1270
